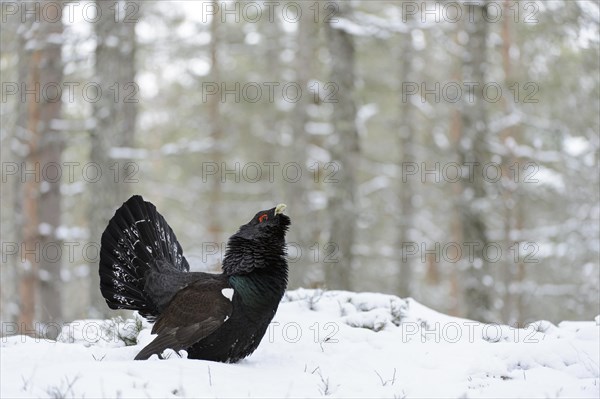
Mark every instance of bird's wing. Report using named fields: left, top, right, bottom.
left=134, top=278, right=233, bottom=360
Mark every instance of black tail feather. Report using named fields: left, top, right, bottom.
left=99, top=195, right=189, bottom=320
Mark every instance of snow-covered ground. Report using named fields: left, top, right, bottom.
left=1, top=289, right=598, bottom=398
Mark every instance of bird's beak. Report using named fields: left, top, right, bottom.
left=275, top=204, right=287, bottom=215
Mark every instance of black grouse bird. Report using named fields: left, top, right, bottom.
left=98, top=195, right=290, bottom=362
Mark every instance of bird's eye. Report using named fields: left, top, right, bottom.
left=258, top=214, right=268, bottom=223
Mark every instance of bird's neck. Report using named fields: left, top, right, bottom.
left=228, top=266, right=287, bottom=317
left=221, top=235, right=288, bottom=312
left=222, top=236, right=287, bottom=276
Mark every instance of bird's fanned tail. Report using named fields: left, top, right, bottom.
left=99, top=195, right=190, bottom=320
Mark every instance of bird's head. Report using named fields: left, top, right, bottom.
left=235, top=203, right=290, bottom=243
left=222, top=204, right=291, bottom=276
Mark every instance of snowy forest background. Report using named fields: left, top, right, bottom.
left=1, top=0, right=598, bottom=338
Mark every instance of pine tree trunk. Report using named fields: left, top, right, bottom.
left=324, top=2, right=358, bottom=290
left=449, top=103, right=464, bottom=317
left=206, top=0, right=223, bottom=259
left=459, top=2, right=493, bottom=322
left=396, top=29, right=416, bottom=298
left=16, top=15, right=37, bottom=334
left=449, top=30, right=465, bottom=317
left=88, top=0, right=138, bottom=317
left=287, top=1, right=317, bottom=289
left=16, top=2, right=65, bottom=336
left=500, top=0, right=515, bottom=325
left=37, top=14, right=65, bottom=331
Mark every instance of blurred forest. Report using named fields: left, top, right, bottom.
left=1, top=0, right=599, bottom=337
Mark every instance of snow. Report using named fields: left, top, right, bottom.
left=38, top=223, right=53, bottom=236
left=564, top=135, right=591, bottom=157
left=108, top=147, right=149, bottom=160
left=1, top=289, right=598, bottom=398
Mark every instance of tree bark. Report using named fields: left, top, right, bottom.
left=448, top=31, right=465, bottom=317
left=16, top=1, right=65, bottom=336
left=206, top=0, right=223, bottom=262
left=38, top=20, right=65, bottom=332
left=286, top=1, right=318, bottom=289
left=16, top=16, right=38, bottom=334
left=395, top=28, right=416, bottom=298
left=458, top=2, right=493, bottom=322
left=324, top=2, right=358, bottom=290
left=89, top=0, right=138, bottom=317
left=499, top=0, right=524, bottom=325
